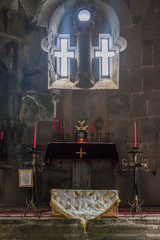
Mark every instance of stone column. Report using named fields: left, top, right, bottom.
left=75, top=32, right=93, bottom=88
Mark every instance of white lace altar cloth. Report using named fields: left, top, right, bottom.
left=50, top=189, right=120, bottom=229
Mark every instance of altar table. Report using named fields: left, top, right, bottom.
left=50, top=189, right=120, bottom=230
left=45, top=142, right=118, bottom=167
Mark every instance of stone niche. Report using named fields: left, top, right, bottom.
left=40, top=0, right=127, bottom=90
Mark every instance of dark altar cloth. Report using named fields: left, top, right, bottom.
left=44, top=142, right=118, bottom=167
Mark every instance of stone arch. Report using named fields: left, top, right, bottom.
left=39, top=0, right=130, bottom=90
left=37, top=0, right=132, bottom=27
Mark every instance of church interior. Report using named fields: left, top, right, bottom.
left=1, top=0, right=160, bottom=239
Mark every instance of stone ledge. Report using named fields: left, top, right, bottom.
left=0, top=216, right=160, bottom=240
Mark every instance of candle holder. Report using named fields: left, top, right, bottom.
left=106, top=132, right=110, bottom=142
left=23, top=147, right=43, bottom=215
left=0, top=138, right=4, bottom=161
left=95, top=118, right=103, bottom=142
left=0, top=138, right=7, bottom=161
left=122, top=146, right=149, bottom=217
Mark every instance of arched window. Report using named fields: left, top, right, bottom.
left=41, top=1, right=127, bottom=90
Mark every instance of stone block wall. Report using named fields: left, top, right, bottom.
left=0, top=0, right=160, bottom=208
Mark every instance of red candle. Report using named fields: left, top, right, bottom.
left=60, top=118, right=62, bottom=133
left=53, top=117, right=55, bottom=133
left=33, top=122, right=37, bottom=148
left=0, top=131, right=3, bottom=140
left=134, top=121, right=137, bottom=147
left=106, top=119, right=109, bottom=133
left=91, top=120, right=93, bottom=134
left=66, top=118, right=69, bottom=134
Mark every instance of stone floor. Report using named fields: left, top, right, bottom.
left=1, top=211, right=160, bottom=240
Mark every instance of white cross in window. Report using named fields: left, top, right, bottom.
left=95, top=38, right=115, bottom=77
left=54, top=38, right=75, bottom=77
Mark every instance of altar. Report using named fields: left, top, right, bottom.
left=44, top=142, right=118, bottom=166
left=44, top=142, right=119, bottom=189
left=50, top=189, right=120, bottom=230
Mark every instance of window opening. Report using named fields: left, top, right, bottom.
left=94, top=38, right=115, bottom=78
left=54, top=37, right=75, bottom=77
left=78, top=9, right=91, bottom=22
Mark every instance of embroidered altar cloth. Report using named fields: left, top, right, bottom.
left=50, top=189, right=120, bottom=229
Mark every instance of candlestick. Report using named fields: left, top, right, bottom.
left=53, top=117, right=55, bottom=133
left=134, top=121, right=137, bottom=147
left=33, top=122, right=37, bottom=148
left=91, top=120, right=93, bottom=134
left=60, top=118, right=62, bottom=133
left=66, top=118, right=69, bottom=134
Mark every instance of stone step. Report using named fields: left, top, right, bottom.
left=1, top=217, right=160, bottom=239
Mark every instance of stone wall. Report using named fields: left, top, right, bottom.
left=0, top=0, right=160, bottom=208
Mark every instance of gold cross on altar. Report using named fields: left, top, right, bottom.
left=75, top=147, right=87, bottom=158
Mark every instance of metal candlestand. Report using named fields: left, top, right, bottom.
left=95, top=118, right=103, bottom=142
left=23, top=147, right=43, bottom=214
left=122, top=146, right=149, bottom=217
left=106, top=132, right=110, bottom=142
left=0, top=137, right=7, bottom=161
left=0, top=139, right=4, bottom=161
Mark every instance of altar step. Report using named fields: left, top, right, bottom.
left=1, top=216, right=160, bottom=239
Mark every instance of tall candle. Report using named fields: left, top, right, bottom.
left=106, top=119, right=109, bottom=133
left=0, top=131, right=3, bottom=140
left=134, top=121, right=137, bottom=147
left=33, top=122, right=37, bottom=148
left=91, top=120, right=93, bottom=134
left=53, top=117, right=55, bottom=133
left=60, top=118, right=62, bottom=133
left=66, top=118, right=69, bottom=134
